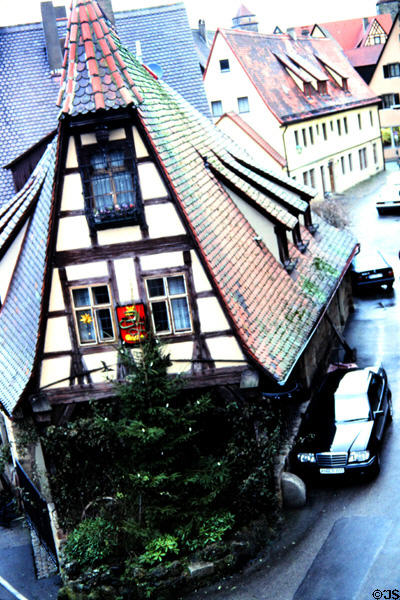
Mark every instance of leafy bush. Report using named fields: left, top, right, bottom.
left=63, top=517, right=119, bottom=568
left=138, top=535, right=179, bottom=566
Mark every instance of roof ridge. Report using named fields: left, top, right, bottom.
left=57, top=0, right=143, bottom=116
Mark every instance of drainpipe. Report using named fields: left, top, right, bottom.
left=282, top=125, right=290, bottom=177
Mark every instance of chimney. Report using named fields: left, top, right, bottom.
left=363, top=17, right=369, bottom=31
left=97, top=0, right=115, bottom=26
left=40, top=2, right=63, bottom=73
left=199, top=19, right=207, bottom=43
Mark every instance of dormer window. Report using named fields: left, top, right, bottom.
left=318, top=81, right=327, bottom=95
left=78, top=127, right=142, bottom=231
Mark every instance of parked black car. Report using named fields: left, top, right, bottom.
left=351, top=250, right=394, bottom=292
left=292, top=365, right=392, bottom=479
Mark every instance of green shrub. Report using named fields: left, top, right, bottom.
left=63, top=517, right=118, bottom=568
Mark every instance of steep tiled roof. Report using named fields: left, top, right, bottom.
left=0, top=3, right=210, bottom=206
left=0, top=0, right=358, bottom=415
left=115, top=33, right=357, bottom=382
left=116, top=5, right=211, bottom=117
left=213, top=29, right=380, bottom=124
left=235, top=4, right=254, bottom=18
left=0, top=138, right=58, bottom=417
left=216, top=112, right=287, bottom=167
left=57, top=0, right=143, bottom=115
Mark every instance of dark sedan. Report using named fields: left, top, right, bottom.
left=292, top=365, right=392, bottom=479
left=351, top=250, right=394, bottom=292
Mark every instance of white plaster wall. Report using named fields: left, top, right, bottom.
left=66, top=261, right=108, bottom=281
left=141, top=251, right=183, bottom=271
left=56, top=216, right=92, bottom=250
left=48, top=268, right=65, bottom=312
left=197, top=297, right=230, bottom=332
left=114, top=258, right=139, bottom=303
left=204, top=33, right=284, bottom=154
left=138, top=162, right=168, bottom=199
left=0, top=223, right=27, bottom=303
left=83, top=351, right=117, bottom=383
left=226, top=187, right=280, bottom=262
left=164, top=341, right=194, bottom=374
left=217, top=116, right=285, bottom=172
left=132, top=127, right=149, bottom=158
left=65, top=137, right=78, bottom=169
left=60, top=173, right=85, bottom=211
left=191, top=251, right=212, bottom=293
left=285, top=106, right=383, bottom=195
left=40, top=356, right=71, bottom=389
left=145, top=203, right=186, bottom=238
left=97, top=226, right=142, bottom=245
left=205, top=336, right=245, bottom=368
left=370, top=17, right=400, bottom=96
left=44, top=317, right=72, bottom=353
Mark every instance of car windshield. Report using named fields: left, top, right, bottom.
left=334, top=393, right=370, bottom=423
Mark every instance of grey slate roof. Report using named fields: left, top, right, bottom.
left=0, top=3, right=210, bottom=207
left=0, top=138, right=58, bottom=417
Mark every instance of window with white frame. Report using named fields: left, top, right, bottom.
left=71, top=285, right=115, bottom=345
left=211, top=100, right=223, bottom=117
left=146, top=275, right=192, bottom=334
left=237, top=96, right=250, bottom=113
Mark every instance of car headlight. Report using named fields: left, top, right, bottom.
left=348, top=450, right=370, bottom=463
left=297, top=452, right=316, bottom=463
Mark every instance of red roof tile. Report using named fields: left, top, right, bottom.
left=214, top=29, right=380, bottom=124
left=319, top=14, right=392, bottom=50
left=57, top=0, right=143, bottom=116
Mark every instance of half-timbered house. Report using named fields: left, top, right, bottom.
left=0, top=0, right=358, bottom=560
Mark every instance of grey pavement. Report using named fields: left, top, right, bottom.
left=0, top=519, right=60, bottom=600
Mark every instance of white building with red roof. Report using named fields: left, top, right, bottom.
left=204, top=28, right=384, bottom=197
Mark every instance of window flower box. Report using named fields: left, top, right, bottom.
left=89, top=203, right=140, bottom=230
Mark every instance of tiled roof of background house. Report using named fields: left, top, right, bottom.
left=0, top=2, right=210, bottom=206
left=314, top=14, right=392, bottom=50
left=0, top=138, right=58, bottom=417
left=214, top=29, right=381, bottom=124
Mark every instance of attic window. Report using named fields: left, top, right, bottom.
left=318, top=81, right=328, bottom=95
left=220, top=59, right=230, bottom=73
left=78, top=135, right=141, bottom=230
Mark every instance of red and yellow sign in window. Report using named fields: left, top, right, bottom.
left=116, top=304, right=147, bottom=344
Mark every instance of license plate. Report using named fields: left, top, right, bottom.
left=369, top=273, right=382, bottom=279
left=320, top=468, right=345, bottom=475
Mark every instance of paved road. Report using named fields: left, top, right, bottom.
left=0, top=521, right=60, bottom=600
left=185, top=163, right=400, bottom=600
